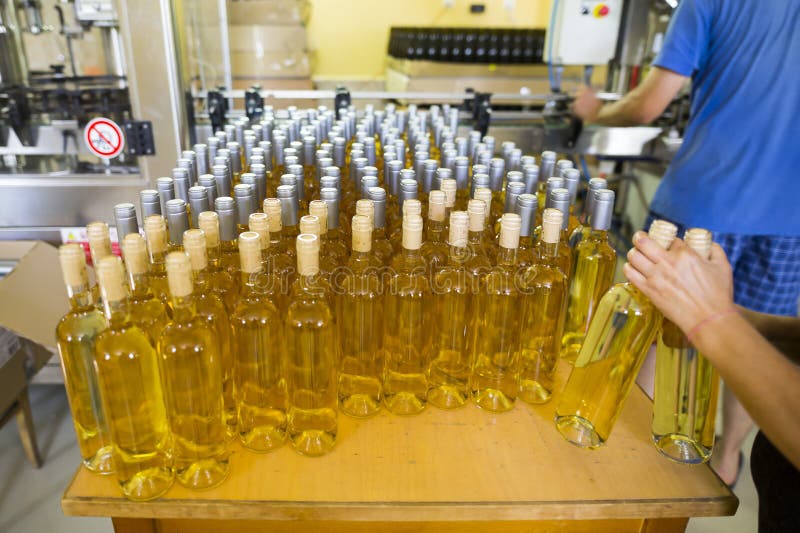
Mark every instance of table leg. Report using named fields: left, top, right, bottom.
left=112, top=517, right=159, bottom=533
left=640, top=517, right=690, bottom=533
left=15, top=388, right=42, bottom=468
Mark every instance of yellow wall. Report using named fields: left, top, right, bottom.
left=307, top=0, right=552, bottom=80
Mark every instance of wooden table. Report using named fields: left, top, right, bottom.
left=62, top=364, right=737, bottom=533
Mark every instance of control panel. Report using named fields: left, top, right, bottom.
left=545, top=0, right=623, bottom=65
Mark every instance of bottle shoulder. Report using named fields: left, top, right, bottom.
left=232, top=293, right=280, bottom=322
left=56, top=308, right=107, bottom=341
left=160, top=316, right=216, bottom=350
left=519, top=262, right=567, bottom=289
left=96, top=323, right=154, bottom=355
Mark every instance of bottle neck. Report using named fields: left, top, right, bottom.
left=468, top=229, right=485, bottom=244
left=67, top=283, right=95, bottom=311
left=448, top=244, right=468, bottom=266
left=539, top=240, right=559, bottom=259
left=192, top=267, right=211, bottom=292
left=427, top=219, right=444, bottom=240
left=103, top=297, right=131, bottom=328
left=170, top=294, right=198, bottom=322
left=128, top=272, right=154, bottom=298
left=206, top=243, right=221, bottom=266
left=496, top=245, right=518, bottom=267
left=589, top=228, right=608, bottom=241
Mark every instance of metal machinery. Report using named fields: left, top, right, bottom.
left=0, top=0, right=685, bottom=243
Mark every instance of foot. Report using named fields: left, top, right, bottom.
left=711, top=439, right=742, bottom=487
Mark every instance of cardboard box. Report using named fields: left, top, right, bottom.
left=0, top=241, right=69, bottom=385
left=231, top=50, right=311, bottom=78
left=227, top=0, right=310, bottom=26
left=229, top=24, right=307, bottom=53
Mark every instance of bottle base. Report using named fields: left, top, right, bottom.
left=427, top=384, right=468, bottom=410
left=653, top=433, right=712, bottom=465
left=471, top=388, right=515, bottom=413
left=554, top=414, right=605, bottom=449
left=240, top=425, right=287, bottom=453
left=518, top=380, right=552, bottom=405
left=290, top=429, right=337, bottom=457
left=119, top=467, right=174, bottom=501
left=383, top=392, right=427, bottom=415
left=339, top=393, right=382, bottom=418
left=176, top=457, right=231, bottom=490
left=84, top=445, right=115, bottom=475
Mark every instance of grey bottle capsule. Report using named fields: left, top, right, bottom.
left=506, top=170, right=524, bottom=187
left=114, top=203, right=139, bottom=239
left=501, top=141, right=516, bottom=159
left=351, top=156, right=368, bottom=185
left=251, top=124, right=263, bottom=143
left=156, top=177, right=175, bottom=216
left=276, top=184, right=299, bottom=226
left=413, top=151, right=428, bottom=183
left=193, top=144, right=209, bottom=176
left=472, top=163, right=488, bottom=179
left=316, top=157, right=332, bottom=182
left=250, top=163, right=267, bottom=202
left=520, top=155, right=536, bottom=168
left=522, top=164, right=539, bottom=194
left=216, top=130, right=228, bottom=145
left=454, top=137, right=467, bottom=158
left=166, top=199, right=189, bottom=245
left=546, top=177, right=565, bottom=203
left=548, top=189, right=571, bottom=231
left=198, top=174, right=218, bottom=206
left=288, top=163, right=305, bottom=201
left=234, top=184, right=255, bottom=226
left=476, top=150, right=491, bottom=169
left=284, top=153, right=299, bottom=169
left=362, top=166, right=379, bottom=179
left=273, top=135, right=286, bottom=165
left=258, top=140, right=273, bottom=171
left=181, top=152, right=198, bottom=181
left=363, top=137, right=377, bottom=166
left=233, top=121, right=245, bottom=145
left=332, top=137, right=346, bottom=167
left=562, top=168, right=581, bottom=206
left=172, top=167, right=191, bottom=202
left=504, top=182, right=526, bottom=214
left=393, top=139, right=406, bottom=161
left=211, top=164, right=232, bottom=197
left=319, top=187, right=341, bottom=229
left=453, top=156, right=469, bottom=190
left=435, top=168, right=453, bottom=191
left=140, top=189, right=161, bottom=218
left=483, top=136, right=496, bottom=156
left=188, top=186, right=209, bottom=228
left=385, top=160, right=402, bottom=195
left=214, top=197, right=237, bottom=242
left=302, top=136, right=316, bottom=166
left=591, top=189, right=615, bottom=232
left=467, top=130, right=482, bottom=158
left=515, top=194, right=538, bottom=238
left=319, top=142, right=332, bottom=156
left=320, top=176, right=339, bottom=195
left=243, top=135, right=256, bottom=166
left=399, top=178, right=418, bottom=211
left=540, top=150, right=557, bottom=183
left=368, top=187, right=387, bottom=229
left=422, top=159, right=438, bottom=193
left=324, top=166, right=342, bottom=185
left=207, top=137, right=219, bottom=162
left=226, top=142, right=242, bottom=174
left=361, top=176, right=379, bottom=199
left=251, top=150, right=265, bottom=167
left=584, top=177, right=608, bottom=219
left=471, top=173, right=490, bottom=197
left=448, top=107, right=459, bottom=133
left=442, top=149, right=458, bottom=172
left=507, top=149, right=522, bottom=172
left=556, top=159, right=574, bottom=176
left=289, top=140, right=303, bottom=165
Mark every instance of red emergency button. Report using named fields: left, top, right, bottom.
left=594, top=4, right=610, bottom=17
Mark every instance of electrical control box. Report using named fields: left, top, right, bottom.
left=545, top=0, right=623, bottom=65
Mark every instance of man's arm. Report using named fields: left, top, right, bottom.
left=737, top=307, right=800, bottom=363
left=573, top=67, right=688, bottom=126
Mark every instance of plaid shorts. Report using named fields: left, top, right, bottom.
left=644, top=213, right=800, bottom=316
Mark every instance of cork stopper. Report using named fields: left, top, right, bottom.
left=351, top=215, right=373, bottom=253
left=448, top=211, right=469, bottom=247
left=300, top=215, right=321, bottom=236
left=182, top=229, right=208, bottom=271
left=402, top=199, right=422, bottom=218
left=648, top=220, right=679, bottom=250
left=263, top=198, right=283, bottom=232
left=467, top=199, right=486, bottom=232
left=121, top=233, right=149, bottom=276
left=143, top=215, right=168, bottom=255
left=248, top=212, right=271, bottom=250
left=474, top=187, right=492, bottom=215
left=95, top=256, right=127, bottom=303
left=197, top=211, right=220, bottom=248
left=440, top=179, right=457, bottom=208
left=541, top=208, right=563, bottom=244
left=308, top=200, right=329, bottom=235
left=402, top=215, right=424, bottom=250
left=499, top=213, right=522, bottom=250
left=684, top=228, right=712, bottom=259
left=296, top=233, right=320, bottom=276
left=355, top=199, right=375, bottom=229
left=166, top=252, right=194, bottom=298
left=238, top=232, right=262, bottom=274
left=86, top=221, right=112, bottom=264
left=59, top=244, right=88, bottom=289
left=428, top=190, right=446, bottom=222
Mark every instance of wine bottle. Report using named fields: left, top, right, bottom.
left=142, top=215, right=171, bottom=306
left=196, top=211, right=238, bottom=314
left=120, top=234, right=169, bottom=346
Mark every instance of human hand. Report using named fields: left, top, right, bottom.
left=572, top=86, right=603, bottom=122
left=623, top=231, right=735, bottom=335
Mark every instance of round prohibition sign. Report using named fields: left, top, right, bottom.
left=84, top=117, right=125, bottom=159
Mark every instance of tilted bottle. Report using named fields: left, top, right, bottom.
left=285, top=234, right=338, bottom=455
left=469, top=213, right=523, bottom=412
left=56, top=244, right=113, bottom=474
left=652, top=228, right=719, bottom=464
left=517, top=209, right=568, bottom=404
left=383, top=214, right=433, bottom=415
left=120, top=234, right=169, bottom=346
left=230, top=232, right=287, bottom=452
left=160, top=252, right=229, bottom=489
left=93, top=256, right=173, bottom=500
left=337, top=215, right=384, bottom=417
left=561, top=189, right=617, bottom=362
left=183, top=229, right=237, bottom=440
left=429, top=211, right=474, bottom=409
left=555, top=220, right=678, bottom=448
left=142, top=215, right=171, bottom=306
left=196, top=211, right=238, bottom=314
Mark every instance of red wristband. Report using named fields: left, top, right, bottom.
left=686, top=308, right=739, bottom=343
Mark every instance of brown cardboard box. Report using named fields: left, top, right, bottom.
left=229, top=24, right=307, bottom=53
left=227, top=0, right=310, bottom=26
left=231, top=50, right=311, bottom=78
left=0, top=241, right=69, bottom=384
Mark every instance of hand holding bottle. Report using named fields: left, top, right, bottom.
left=623, top=231, right=734, bottom=337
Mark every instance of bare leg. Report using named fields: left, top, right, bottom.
left=636, top=345, right=657, bottom=400
left=712, top=384, right=753, bottom=486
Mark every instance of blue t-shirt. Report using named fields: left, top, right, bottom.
left=651, top=0, right=800, bottom=236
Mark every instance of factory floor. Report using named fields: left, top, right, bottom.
left=0, top=385, right=757, bottom=533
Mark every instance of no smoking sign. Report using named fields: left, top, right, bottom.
left=84, top=117, right=125, bottom=159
